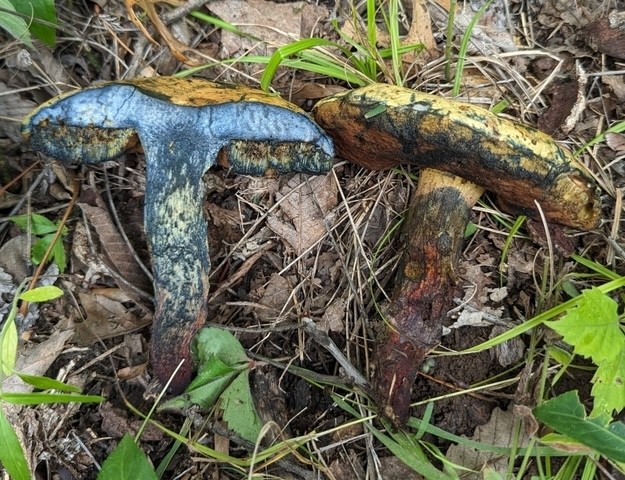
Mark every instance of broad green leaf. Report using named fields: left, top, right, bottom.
left=9, top=213, right=60, bottom=236
left=32, top=234, right=67, bottom=271
left=0, top=407, right=30, bottom=480
left=534, top=391, right=625, bottom=462
left=546, top=288, right=623, bottom=363
left=0, top=318, right=18, bottom=376
left=220, top=371, right=262, bottom=442
left=162, top=328, right=249, bottom=410
left=591, top=351, right=625, bottom=415
left=193, top=327, right=248, bottom=366
left=97, top=434, right=157, bottom=480
left=160, top=355, right=241, bottom=410
left=0, top=0, right=33, bottom=48
left=16, top=372, right=81, bottom=392
left=18, top=285, right=63, bottom=302
left=8, top=0, right=57, bottom=46
left=546, top=288, right=625, bottom=414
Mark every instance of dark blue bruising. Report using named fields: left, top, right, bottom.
left=143, top=137, right=213, bottom=336
left=24, top=83, right=335, bottom=165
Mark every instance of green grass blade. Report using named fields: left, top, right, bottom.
left=571, top=254, right=622, bottom=281
left=452, top=0, right=492, bottom=96
left=365, top=0, right=378, bottom=78
left=0, top=392, right=104, bottom=405
left=260, top=38, right=338, bottom=90
left=190, top=11, right=256, bottom=38
left=387, top=0, right=403, bottom=86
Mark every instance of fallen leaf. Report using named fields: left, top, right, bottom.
left=0, top=82, right=37, bottom=143
left=79, top=202, right=152, bottom=293
left=2, top=330, right=74, bottom=394
left=257, top=273, right=293, bottom=321
left=267, top=174, right=337, bottom=254
left=208, top=0, right=328, bottom=57
left=446, top=407, right=530, bottom=479
left=74, top=291, right=152, bottom=345
left=320, top=297, right=347, bottom=333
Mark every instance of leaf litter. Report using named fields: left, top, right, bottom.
left=1, top=0, right=625, bottom=477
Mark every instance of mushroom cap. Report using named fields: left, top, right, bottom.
left=22, top=76, right=334, bottom=171
left=313, top=84, right=600, bottom=230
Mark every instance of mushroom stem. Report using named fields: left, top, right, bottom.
left=144, top=139, right=218, bottom=392
left=374, top=168, right=483, bottom=425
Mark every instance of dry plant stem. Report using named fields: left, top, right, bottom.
left=374, top=169, right=484, bottom=425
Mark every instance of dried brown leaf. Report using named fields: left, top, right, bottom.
left=78, top=202, right=152, bottom=293
left=267, top=174, right=337, bottom=254
left=74, top=291, right=152, bottom=345
left=446, top=407, right=530, bottom=479
left=208, top=0, right=328, bottom=57
left=257, top=273, right=293, bottom=321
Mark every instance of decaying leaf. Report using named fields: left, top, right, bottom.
left=78, top=202, right=152, bottom=293
left=267, top=174, right=337, bottom=254
left=256, top=273, right=293, bottom=321
left=320, top=297, right=347, bottom=333
left=446, top=407, right=530, bottom=479
left=74, top=291, right=152, bottom=345
left=208, top=0, right=328, bottom=57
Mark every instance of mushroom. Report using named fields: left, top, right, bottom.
left=313, top=84, right=600, bottom=424
left=22, top=76, right=334, bottom=393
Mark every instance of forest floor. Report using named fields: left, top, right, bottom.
left=1, top=0, right=625, bottom=478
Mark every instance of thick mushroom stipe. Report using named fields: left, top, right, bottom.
left=313, top=84, right=601, bottom=230
left=23, top=77, right=334, bottom=392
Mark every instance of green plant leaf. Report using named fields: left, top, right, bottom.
left=194, top=327, right=248, bottom=365
left=590, top=351, right=625, bottom=416
left=18, top=285, right=63, bottom=302
left=0, top=407, right=31, bottom=480
left=0, top=318, right=18, bottom=376
left=0, top=0, right=33, bottom=48
left=9, top=213, right=61, bottom=236
left=160, top=355, right=241, bottom=410
left=16, top=372, right=81, bottom=392
left=545, top=287, right=625, bottom=415
left=97, top=433, right=157, bottom=480
left=534, top=391, right=625, bottom=462
left=32, top=234, right=67, bottom=271
left=160, top=327, right=249, bottom=410
left=546, top=288, right=623, bottom=363
left=220, top=371, right=263, bottom=442
left=8, top=0, right=57, bottom=46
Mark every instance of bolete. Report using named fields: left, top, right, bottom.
left=22, top=76, right=334, bottom=393
left=313, top=84, right=600, bottom=424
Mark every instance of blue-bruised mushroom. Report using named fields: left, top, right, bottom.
left=22, top=77, right=334, bottom=392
